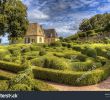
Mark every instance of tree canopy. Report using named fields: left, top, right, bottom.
left=64, top=13, right=110, bottom=42
left=0, top=0, right=29, bottom=41
left=79, top=13, right=110, bottom=32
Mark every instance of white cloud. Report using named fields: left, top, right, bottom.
left=97, top=4, right=110, bottom=12
left=28, top=9, right=49, bottom=22
left=89, top=1, right=99, bottom=7
left=22, top=0, right=99, bottom=37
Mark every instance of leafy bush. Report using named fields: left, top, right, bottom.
left=21, top=47, right=30, bottom=53
left=31, top=58, right=45, bottom=67
left=9, top=84, right=32, bottom=91
left=0, top=49, right=10, bottom=60
left=31, top=57, right=68, bottom=70
left=61, top=42, right=68, bottom=47
left=71, top=61, right=93, bottom=71
left=24, top=51, right=39, bottom=60
left=64, top=52, right=77, bottom=59
left=76, top=54, right=87, bottom=61
left=3, top=55, right=11, bottom=62
left=33, top=64, right=110, bottom=86
left=50, top=41, right=62, bottom=47
left=0, top=61, right=25, bottom=73
left=39, top=49, right=47, bottom=56
left=103, top=37, right=110, bottom=44
left=95, top=47, right=107, bottom=57
left=96, top=56, right=107, bottom=65
left=30, top=45, right=40, bottom=51
left=8, top=67, right=56, bottom=91
left=72, top=45, right=84, bottom=51
left=0, top=80, right=8, bottom=91
left=0, top=70, right=15, bottom=80
left=32, top=80, right=57, bottom=91
left=53, top=53, right=65, bottom=58
left=8, top=47, right=21, bottom=56
left=8, top=73, right=33, bottom=89
left=44, top=57, right=68, bottom=70
left=70, top=58, right=100, bottom=71
left=82, top=47, right=97, bottom=58
left=106, top=50, right=110, bottom=59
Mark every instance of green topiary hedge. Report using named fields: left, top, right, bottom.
left=32, top=80, right=57, bottom=91
left=9, top=84, right=32, bottom=91
left=0, top=61, right=25, bottom=73
left=0, top=70, right=15, bottom=80
left=0, top=80, right=9, bottom=91
left=82, top=47, right=97, bottom=58
left=31, top=57, right=69, bottom=70
left=33, top=64, right=110, bottom=86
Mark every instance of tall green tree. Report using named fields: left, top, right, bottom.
left=0, top=0, right=29, bottom=43
left=0, top=0, right=8, bottom=35
left=79, top=13, right=110, bottom=32
left=79, top=19, right=92, bottom=32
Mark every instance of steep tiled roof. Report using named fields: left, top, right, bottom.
left=26, top=23, right=44, bottom=36
left=44, top=29, right=58, bottom=38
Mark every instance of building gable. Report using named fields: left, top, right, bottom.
left=26, top=23, right=44, bottom=36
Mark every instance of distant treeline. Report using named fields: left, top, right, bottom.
left=64, top=13, right=110, bottom=42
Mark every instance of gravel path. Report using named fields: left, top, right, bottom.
left=46, top=77, right=110, bottom=91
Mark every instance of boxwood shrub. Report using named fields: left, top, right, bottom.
left=32, top=80, right=57, bottom=91
left=33, top=64, right=110, bottom=86
left=76, top=54, right=87, bottom=61
left=9, top=84, right=32, bottom=91
left=31, top=57, right=69, bottom=70
left=0, top=70, right=15, bottom=80
left=0, top=80, right=8, bottom=91
left=82, top=47, right=97, bottom=58
left=0, top=61, right=25, bottom=73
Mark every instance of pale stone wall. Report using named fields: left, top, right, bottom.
left=25, top=36, right=44, bottom=44
left=45, top=37, right=59, bottom=44
left=36, top=36, right=44, bottom=43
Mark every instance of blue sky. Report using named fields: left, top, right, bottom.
left=1, top=0, right=110, bottom=44
left=22, top=0, right=110, bottom=37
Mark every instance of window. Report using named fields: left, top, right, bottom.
left=39, top=37, right=42, bottom=43
left=28, top=38, right=30, bottom=43
left=32, top=39, right=35, bottom=43
left=25, top=38, right=27, bottom=43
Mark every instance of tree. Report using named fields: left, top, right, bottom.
left=79, top=19, right=92, bottom=32
left=79, top=13, right=110, bottom=32
left=0, top=0, right=8, bottom=35
left=0, top=0, right=29, bottom=43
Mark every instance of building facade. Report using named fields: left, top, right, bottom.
left=25, top=23, right=59, bottom=44
left=25, top=23, right=45, bottom=44
left=44, top=29, right=59, bottom=44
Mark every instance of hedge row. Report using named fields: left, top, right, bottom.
left=0, top=60, right=110, bottom=86
left=33, top=65, right=110, bottom=86
left=33, top=80, right=57, bottom=91
left=0, top=61, right=24, bottom=73
left=0, top=70, right=15, bottom=80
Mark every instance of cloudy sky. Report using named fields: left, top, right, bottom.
left=21, top=0, right=110, bottom=37
left=2, top=0, right=110, bottom=43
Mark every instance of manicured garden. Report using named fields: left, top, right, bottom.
left=0, top=43, right=110, bottom=91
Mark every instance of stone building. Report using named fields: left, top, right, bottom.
left=44, top=29, right=59, bottom=44
left=25, top=23, right=45, bottom=44
left=25, top=23, right=59, bottom=44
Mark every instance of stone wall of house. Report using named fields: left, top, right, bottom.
left=45, top=37, right=59, bottom=44
left=25, top=36, right=44, bottom=44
